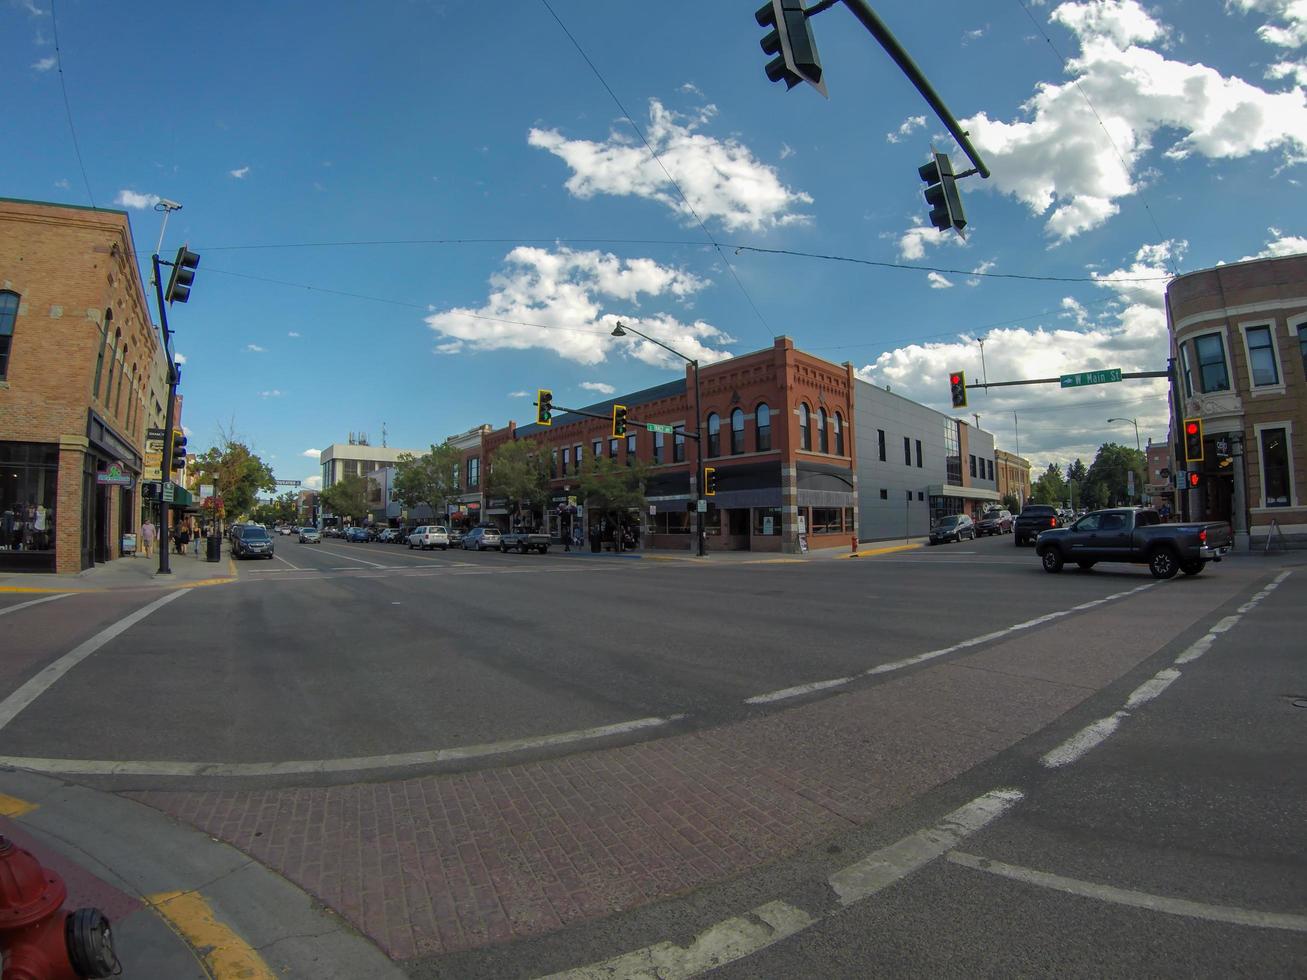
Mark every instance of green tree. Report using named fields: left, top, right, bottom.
left=392, top=443, right=462, bottom=521
left=1031, top=463, right=1067, bottom=505
left=319, top=474, right=371, bottom=524
left=1002, top=492, right=1021, bottom=513
left=575, top=455, right=649, bottom=529
left=190, top=436, right=276, bottom=520
left=249, top=491, right=298, bottom=526
left=485, top=439, right=550, bottom=527
left=1086, top=442, right=1146, bottom=507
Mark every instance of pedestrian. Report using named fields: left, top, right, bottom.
left=191, top=518, right=201, bottom=555
left=140, top=519, right=156, bottom=558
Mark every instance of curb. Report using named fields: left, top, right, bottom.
left=840, top=543, right=924, bottom=560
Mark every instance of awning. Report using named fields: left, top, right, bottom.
left=928, top=484, right=1001, bottom=503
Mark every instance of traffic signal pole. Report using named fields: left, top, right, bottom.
left=151, top=253, right=177, bottom=575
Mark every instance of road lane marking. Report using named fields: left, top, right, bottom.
left=0, top=593, right=73, bottom=617
left=146, top=890, right=277, bottom=979
left=270, top=553, right=302, bottom=570
left=0, top=793, right=37, bottom=817
left=312, top=546, right=387, bottom=568
left=829, top=788, right=1024, bottom=905
left=1123, top=668, right=1181, bottom=709
left=545, top=788, right=1022, bottom=980
left=948, top=851, right=1307, bottom=933
left=0, top=589, right=191, bottom=732
left=1040, top=711, right=1128, bottom=768
left=745, top=676, right=855, bottom=704
left=0, top=713, right=686, bottom=777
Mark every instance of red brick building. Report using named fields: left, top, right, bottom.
left=484, top=337, right=857, bottom=554
left=0, top=199, right=160, bottom=573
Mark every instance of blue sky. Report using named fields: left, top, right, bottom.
left=7, top=0, right=1306, bottom=488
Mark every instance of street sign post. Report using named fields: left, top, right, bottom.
left=645, top=422, right=675, bottom=434
left=1060, top=369, right=1122, bottom=388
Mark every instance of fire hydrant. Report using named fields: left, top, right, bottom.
left=0, top=835, right=117, bottom=979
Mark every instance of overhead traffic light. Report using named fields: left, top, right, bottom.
left=171, top=432, right=188, bottom=471
left=703, top=466, right=717, bottom=496
left=1183, top=417, right=1203, bottom=463
left=949, top=371, right=967, bottom=409
left=755, top=0, right=826, bottom=96
left=612, top=404, right=628, bottom=438
left=164, top=245, right=200, bottom=304
left=919, top=152, right=967, bottom=235
left=536, top=389, right=553, bottom=426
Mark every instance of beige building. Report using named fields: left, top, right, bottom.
left=995, top=449, right=1031, bottom=510
left=1167, top=251, right=1307, bottom=548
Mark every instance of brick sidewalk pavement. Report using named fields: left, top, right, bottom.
left=129, top=587, right=1196, bottom=963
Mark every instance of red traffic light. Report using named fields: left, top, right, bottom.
left=1185, top=421, right=1199, bottom=436
left=950, top=374, right=961, bottom=385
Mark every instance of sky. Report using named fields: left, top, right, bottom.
left=7, top=0, right=1307, bottom=490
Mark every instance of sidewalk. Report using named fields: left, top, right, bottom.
left=0, top=769, right=401, bottom=979
left=0, top=545, right=236, bottom=592
left=552, top=537, right=930, bottom=563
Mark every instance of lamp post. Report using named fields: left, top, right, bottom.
left=611, top=322, right=705, bottom=557
left=1108, top=417, right=1142, bottom=505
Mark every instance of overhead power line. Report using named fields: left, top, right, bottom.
left=50, top=0, right=94, bottom=208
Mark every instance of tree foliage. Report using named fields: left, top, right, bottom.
left=575, top=455, right=649, bottom=523
left=1085, top=443, right=1147, bottom=507
left=319, top=474, right=371, bottom=523
left=249, top=492, right=298, bottom=527
left=190, top=435, right=275, bottom=520
left=393, top=443, right=462, bottom=518
left=1031, top=463, right=1067, bottom=505
left=484, top=439, right=550, bottom=525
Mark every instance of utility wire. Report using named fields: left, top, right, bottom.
left=1015, top=0, right=1179, bottom=277
left=537, top=0, right=774, bottom=342
left=50, top=0, right=94, bottom=207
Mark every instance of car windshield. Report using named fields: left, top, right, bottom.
left=239, top=528, right=270, bottom=540
left=938, top=517, right=961, bottom=527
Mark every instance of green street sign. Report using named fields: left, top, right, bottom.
left=161, top=481, right=176, bottom=503
left=1060, top=368, right=1122, bottom=389
left=645, top=422, right=675, bottom=434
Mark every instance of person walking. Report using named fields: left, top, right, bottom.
left=191, top=517, right=201, bottom=555
left=140, top=519, right=156, bottom=558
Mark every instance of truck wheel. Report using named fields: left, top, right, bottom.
left=1148, top=547, right=1180, bottom=580
left=1076, top=561, right=1096, bottom=571
left=538, top=546, right=548, bottom=554
left=1180, top=559, right=1205, bottom=576
left=1040, top=548, right=1064, bottom=573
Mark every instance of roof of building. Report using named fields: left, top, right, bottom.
left=515, top=378, right=687, bottom=438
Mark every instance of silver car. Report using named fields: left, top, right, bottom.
left=298, top=527, right=321, bottom=543
left=462, top=527, right=502, bottom=551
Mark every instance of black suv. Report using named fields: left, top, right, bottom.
left=232, top=524, right=275, bottom=560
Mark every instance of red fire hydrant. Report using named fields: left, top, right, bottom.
left=0, top=835, right=117, bottom=979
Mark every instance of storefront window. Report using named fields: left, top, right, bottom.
left=812, top=507, right=842, bottom=532
left=652, top=511, right=690, bottom=533
left=674, top=425, right=686, bottom=463
left=752, top=506, right=781, bottom=535
left=1260, top=428, right=1291, bottom=507
left=1245, top=326, right=1279, bottom=387
left=0, top=442, right=58, bottom=570
left=945, top=420, right=962, bottom=486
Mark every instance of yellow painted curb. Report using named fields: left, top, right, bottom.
left=174, top=577, right=236, bottom=589
left=146, top=890, right=276, bottom=980
left=840, top=543, right=923, bottom=560
left=0, top=586, right=94, bottom=594
left=0, top=793, right=37, bottom=818
left=228, top=556, right=238, bottom=577
left=740, top=558, right=806, bottom=564
left=644, top=555, right=704, bottom=562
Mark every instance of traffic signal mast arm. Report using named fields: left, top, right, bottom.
left=532, top=400, right=700, bottom=437
left=964, top=370, right=1170, bottom=391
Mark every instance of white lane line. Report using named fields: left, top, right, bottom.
left=828, top=788, right=1024, bottom=905
left=1040, top=711, right=1127, bottom=769
left=0, top=593, right=74, bottom=617
left=745, top=677, right=854, bottom=705
left=270, top=553, right=302, bottom=570
left=1173, top=633, right=1215, bottom=665
left=312, top=547, right=387, bottom=568
left=948, top=851, right=1307, bottom=933
left=1124, top=668, right=1181, bottom=709
left=0, top=712, right=685, bottom=777
left=546, top=788, right=1023, bottom=980
left=0, top=589, right=190, bottom=732
left=541, top=900, right=816, bottom=980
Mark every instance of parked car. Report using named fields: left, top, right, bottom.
left=393, top=526, right=415, bottom=544
left=298, top=526, right=321, bottom=543
left=929, top=514, right=975, bottom=544
left=462, top=526, right=502, bottom=551
left=446, top=527, right=465, bottom=548
left=975, top=509, right=1013, bottom=536
left=408, top=525, right=450, bottom=550
left=500, top=529, right=550, bottom=554
left=377, top=528, right=398, bottom=543
left=1014, top=505, right=1063, bottom=546
left=278, top=526, right=295, bottom=536
left=1035, top=508, right=1232, bottom=579
left=232, top=524, right=275, bottom=560
left=344, top=526, right=369, bottom=542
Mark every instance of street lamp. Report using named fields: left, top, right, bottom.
left=611, top=322, right=705, bottom=557
left=1107, top=417, right=1141, bottom=452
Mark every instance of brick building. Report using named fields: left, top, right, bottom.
left=1144, top=439, right=1174, bottom=514
left=486, top=337, right=858, bottom=553
left=1167, top=251, right=1307, bottom=548
left=995, top=448, right=1032, bottom=511
left=0, top=199, right=161, bottom=573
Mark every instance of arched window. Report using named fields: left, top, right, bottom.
left=818, top=407, right=829, bottom=453
left=103, top=329, right=120, bottom=407
left=799, top=403, right=811, bottom=451
left=834, top=412, right=845, bottom=456
left=707, top=412, right=720, bottom=457
left=755, top=403, right=771, bottom=452
left=730, top=408, right=745, bottom=454
left=92, top=309, right=111, bottom=396
left=115, top=343, right=128, bottom=417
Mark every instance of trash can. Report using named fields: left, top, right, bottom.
left=207, top=535, right=221, bottom=562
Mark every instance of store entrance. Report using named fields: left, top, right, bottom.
left=93, top=485, right=109, bottom=563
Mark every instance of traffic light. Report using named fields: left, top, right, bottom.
left=164, top=245, right=200, bottom=304
left=949, top=371, right=967, bottom=409
left=704, top=466, right=717, bottom=496
left=536, top=389, right=553, bottom=426
left=919, top=152, right=967, bottom=234
left=1187, top=471, right=1201, bottom=489
left=142, top=481, right=159, bottom=500
left=612, top=404, right=628, bottom=438
left=1183, top=417, right=1203, bottom=463
left=171, top=432, right=187, bottom=471
left=755, top=0, right=826, bottom=95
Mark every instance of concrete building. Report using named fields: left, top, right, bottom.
left=1167, top=251, right=1307, bottom=548
left=0, top=198, right=161, bottom=573
left=995, top=448, right=1032, bottom=511
left=319, top=437, right=423, bottom=489
left=853, top=380, right=999, bottom=541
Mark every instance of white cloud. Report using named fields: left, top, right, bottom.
left=287, top=331, right=301, bottom=338
left=897, top=223, right=965, bottom=260
left=174, top=352, right=187, bottom=364
left=962, top=26, right=988, bottom=44
left=53, top=178, right=69, bottom=189
left=961, top=1, right=1307, bottom=240
left=1266, top=59, right=1307, bottom=86
left=245, top=344, right=265, bottom=353
left=1227, top=0, right=1307, bottom=47
left=1061, top=296, right=1092, bottom=326
left=1240, top=226, right=1307, bottom=259
left=508, top=390, right=530, bottom=398
left=779, top=142, right=795, bottom=159
left=579, top=381, right=616, bottom=395
left=32, top=55, right=55, bottom=71
left=182, top=425, right=193, bottom=437
left=679, top=82, right=704, bottom=96
left=886, top=115, right=927, bottom=144
left=966, top=259, right=997, bottom=286
left=301, top=448, right=321, bottom=458
left=259, top=389, right=283, bottom=398
left=114, top=189, right=160, bottom=210
left=927, top=272, right=954, bottom=288
left=426, top=246, right=733, bottom=368
left=529, top=100, right=813, bottom=232
left=229, top=166, right=250, bottom=179
left=302, top=475, right=323, bottom=491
